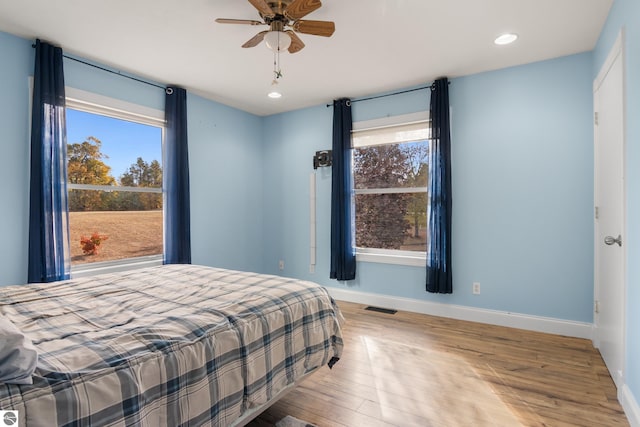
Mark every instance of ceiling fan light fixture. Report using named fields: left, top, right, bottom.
left=268, top=91, right=282, bottom=99
left=264, top=31, right=292, bottom=52
left=494, top=33, right=518, bottom=45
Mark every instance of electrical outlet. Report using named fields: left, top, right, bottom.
left=278, top=260, right=284, bottom=270
left=473, top=282, right=481, bottom=295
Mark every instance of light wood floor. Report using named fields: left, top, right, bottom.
left=248, top=301, right=628, bottom=427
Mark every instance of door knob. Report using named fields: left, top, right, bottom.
left=604, top=234, right=622, bottom=247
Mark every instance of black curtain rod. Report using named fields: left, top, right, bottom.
left=325, top=81, right=452, bottom=108
left=31, top=43, right=167, bottom=91
left=326, top=84, right=434, bottom=108
left=63, top=55, right=168, bottom=91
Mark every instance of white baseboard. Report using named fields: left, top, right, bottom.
left=327, top=287, right=593, bottom=339
left=621, top=384, right=640, bottom=427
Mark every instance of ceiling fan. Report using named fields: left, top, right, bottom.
left=215, top=0, right=335, bottom=54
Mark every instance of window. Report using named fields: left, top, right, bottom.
left=65, top=88, right=164, bottom=272
left=352, top=112, right=430, bottom=266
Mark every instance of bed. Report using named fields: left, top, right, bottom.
left=0, top=264, right=344, bottom=426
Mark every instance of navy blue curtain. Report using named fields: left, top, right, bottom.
left=164, top=87, right=191, bottom=264
left=330, top=99, right=356, bottom=281
left=426, top=78, right=452, bottom=294
left=28, top=40, right=71, bottom=283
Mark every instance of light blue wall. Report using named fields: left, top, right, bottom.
left=262, top=52, right=595, bottom=323
left=262, top=104, right=333, bottom=279
left=0, top=31, right=264, bottom=285
left=0, top=32, right=33, bottom=286
left=594, top=0, right=640, bottom=406
left=451, top=54, right=594, bottom=321
left=188, top=93, right=264, bottom=271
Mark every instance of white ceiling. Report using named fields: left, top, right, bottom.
left=0, top=0, right=613, bottom=116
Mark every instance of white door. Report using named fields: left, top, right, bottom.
left=594, top=33, right=625, bottom=389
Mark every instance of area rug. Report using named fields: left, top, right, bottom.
left=275, top=415, right=317, bottom=427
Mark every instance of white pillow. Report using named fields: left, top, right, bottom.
left=0, top=315, right=38, bottom=385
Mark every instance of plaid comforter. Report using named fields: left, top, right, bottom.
left=0, top=265, right=344, bottom=427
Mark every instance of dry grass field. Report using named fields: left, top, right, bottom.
left=69, top=211, right=163, bottom=264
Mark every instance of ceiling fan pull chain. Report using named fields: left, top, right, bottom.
left=271, top=51, right=281, bottom=86
left=272, top=50, right=282, bottom=85
left=272, top=50, right=277, bottom=84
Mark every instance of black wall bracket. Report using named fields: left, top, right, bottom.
left=313, top=150, right=332, bottom=169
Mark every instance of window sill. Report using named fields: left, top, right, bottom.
left=71, top=255, right=163, bottom=278
left=356, top=252, right=426, bottom=267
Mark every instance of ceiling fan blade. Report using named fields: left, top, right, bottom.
left=242, top=31, right=268, bottom=48
left=284, top=0, right=322, bottom=21
left=286, top=30, right=305, bottom=53
left=248, top=0, right=275, bottom=18
left=215, top=18, right=265, bottom=26
left=292, top=20, right=335, bottom=37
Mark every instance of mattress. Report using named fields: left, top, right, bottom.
left=0, top=264, right=344, bottom=426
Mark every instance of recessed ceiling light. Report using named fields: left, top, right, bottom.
left=494, top=33, right=518, bottom=45
left=268, top=91, right=282, bottom=99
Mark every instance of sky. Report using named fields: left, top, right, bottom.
left=66, top=108, right=162, bottom=180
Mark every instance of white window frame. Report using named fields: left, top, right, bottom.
left=65, top=87, right=166, bottom=277
left=352, top=111, right=429, bottom=267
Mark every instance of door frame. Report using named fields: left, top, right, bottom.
left=593, top=29, right=627, bottom=389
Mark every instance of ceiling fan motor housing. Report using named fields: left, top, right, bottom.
left=264, top=1, right=294, bottom=17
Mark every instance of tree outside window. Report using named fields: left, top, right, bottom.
left=66, top=106, right=163, bottom=266
left=352, top=120, right=429, bottom=254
